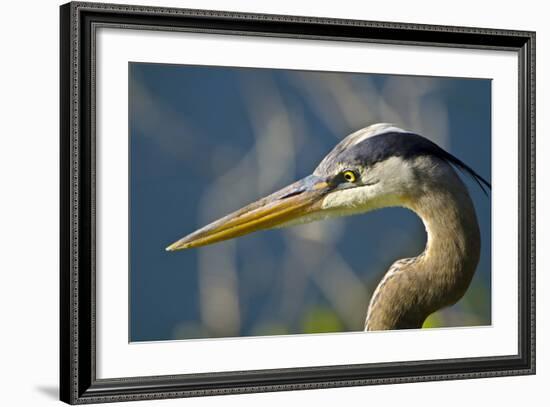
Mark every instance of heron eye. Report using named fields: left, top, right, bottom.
left=342, top=170, right=357, bottom=183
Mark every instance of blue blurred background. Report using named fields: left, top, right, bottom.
left=129, top=63, right=491, bottom=342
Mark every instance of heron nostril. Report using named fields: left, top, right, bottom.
left=279, top=189, right=305, bottom=200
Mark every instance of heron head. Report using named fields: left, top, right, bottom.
left=166, top=124, right=489, bottom=251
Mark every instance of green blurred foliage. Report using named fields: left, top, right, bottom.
left=301, top=307, right=345, bottom=334
left=172, top=322, right=210, bottom=340
left=251, top=322, right=290, bottom=337
left=422, top=312, right=445, bottom=329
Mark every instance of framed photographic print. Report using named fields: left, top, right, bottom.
left=60, top=1, right=536, bottom=404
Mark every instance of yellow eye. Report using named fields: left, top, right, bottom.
left=342, top=170, right=357, bottom=183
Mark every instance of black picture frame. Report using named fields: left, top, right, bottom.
left=60, top=1, right=536, bottom=404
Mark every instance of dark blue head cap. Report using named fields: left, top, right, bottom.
left=316, top=129, right=491, bottom=195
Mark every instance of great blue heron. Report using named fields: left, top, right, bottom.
left=166, top=123, right=490, bottom=331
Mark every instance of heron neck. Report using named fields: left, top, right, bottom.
left=365, top=175, right=481, bottom=331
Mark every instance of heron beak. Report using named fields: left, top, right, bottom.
left=166, top=175, right=332, bottom=251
